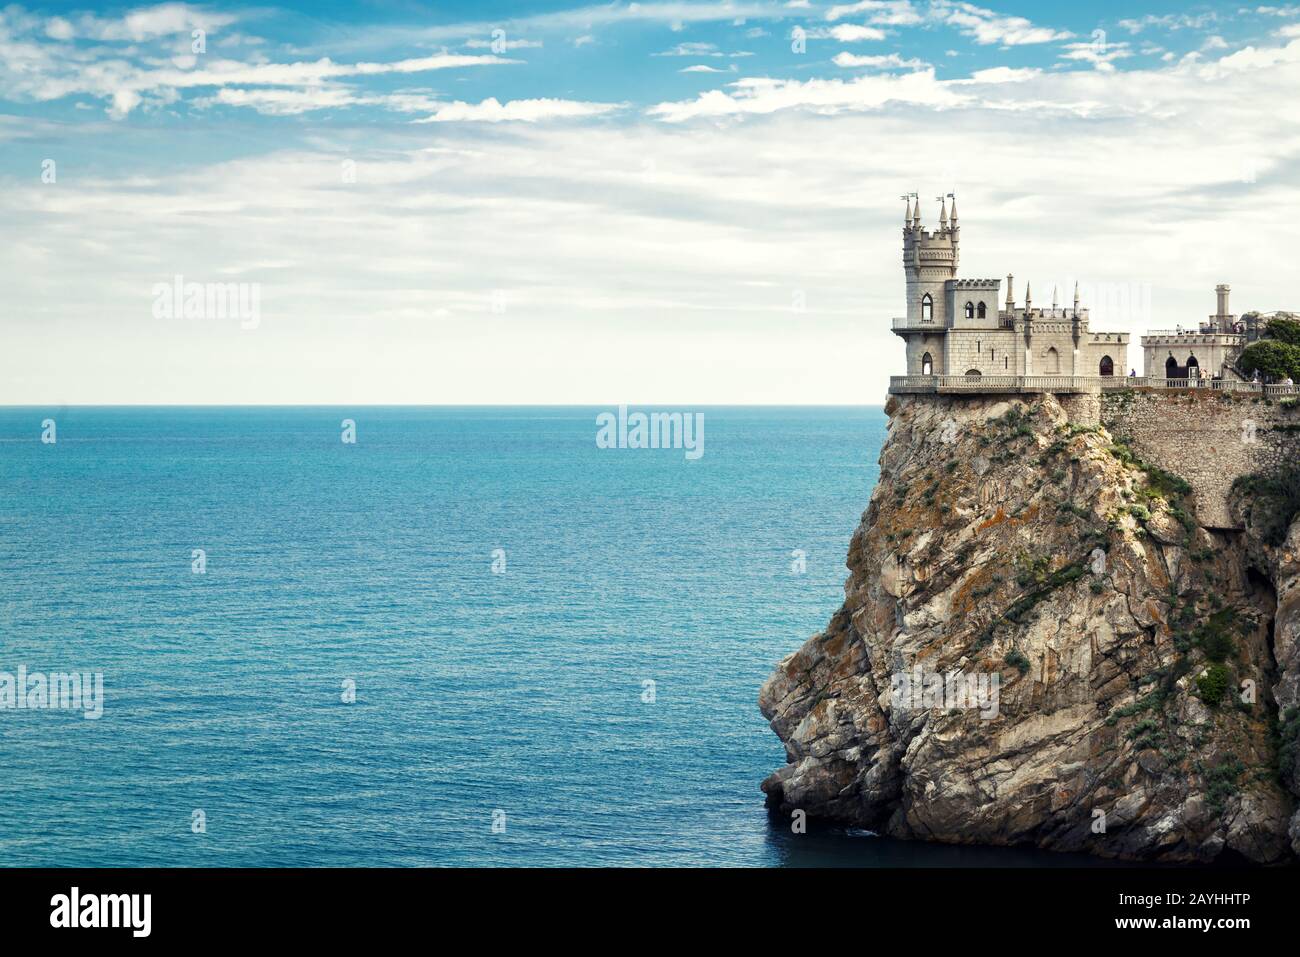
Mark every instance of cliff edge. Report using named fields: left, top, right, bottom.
left=760, top=393, right=1300, bottom=862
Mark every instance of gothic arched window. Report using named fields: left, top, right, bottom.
left=1099, top=355, right=1114, bottom=376
left=964, top=301, right=974, bottom=319
left=921, top=294, right=933, bottom=322
left=977, top=302, right=987, bottom=319
left=921, top=352, right=933, bottom=376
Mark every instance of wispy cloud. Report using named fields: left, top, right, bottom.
left=933, top=1, right=1072, bottom=45
left=833, top=51, right=927, bottom=68
left=413, top=97, right=622, bottom=122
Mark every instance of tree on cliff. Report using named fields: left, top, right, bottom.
left=1265, top=316, right=1300, bottom=346
left=1239, top=334, right=1300, bottom=382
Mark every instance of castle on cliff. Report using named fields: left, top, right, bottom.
left=890, top=194, right=1129, bottom=382
left=886, top=197, right=1292, bottom=397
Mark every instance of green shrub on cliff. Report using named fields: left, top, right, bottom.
left=1196, top=664, right=1230, bottom=706
left=1203, top=756, right=1245, bottom=815
left=1194, top=608, right=1239, bottom=662
left=1234, top=468, right=1300, bottom=546
left=1004, top=649, right=1030, bottom=675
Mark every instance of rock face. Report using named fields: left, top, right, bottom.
left=760, top=393, right=1298, bottom=862
left=1237, top=485, right=1300, bottom=856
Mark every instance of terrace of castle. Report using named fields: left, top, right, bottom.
left=887, top=374, right=1298, bottom=396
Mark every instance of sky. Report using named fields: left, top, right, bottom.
left=3, top=0, right=1300, bottom=404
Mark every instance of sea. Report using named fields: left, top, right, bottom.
left=0, top=406, right=1121, bottom=867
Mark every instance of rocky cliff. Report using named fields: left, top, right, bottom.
left=760, top=393, right=1300, bottom=862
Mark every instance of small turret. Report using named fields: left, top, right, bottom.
left=1006, top=274, right=1015, bottom=309
left=939, top=195, right=948, bottom=229
left=1025, top=281, right=1032, bottom=311
left=1073, top=281, right=1080, bottom=316
left=949, top=196, right=958, bottom=227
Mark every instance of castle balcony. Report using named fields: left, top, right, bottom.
left=891, top=317, right=946, bottom=333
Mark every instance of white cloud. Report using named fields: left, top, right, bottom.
left=413, top=97, right=621, bottom=122
left=654, top=42, right=752, bottom=56
left=1117, top=13, right=1217, bottom=34
left=1058, top=40, right=1133, bottom=70
left=650, top=35, right=1300, bottom=121
left=826, top=1, right=922, bottom=25
left=933, top=1, right=1071, bottom=45
left=464, top=38, right=544, bottom=49
left=648, top=69, right=965, bottom=121
left=964, top=65, right=1039, bottom=83
left=206, top=87, right=367, bottom=115
left=44, top=16, right=73, bottom=40
left=833, top=51, right=927, bottom=68
left=829, top=24, right=888, bottom=41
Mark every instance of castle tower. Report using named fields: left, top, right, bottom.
left=1212, top=283, right=1235, bottom=332
left=903, top=194, right=959, bottom=325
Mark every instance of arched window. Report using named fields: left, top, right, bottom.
left=921, top=294, right=933, bottom=322
left=1165, top=354, right=1179, bottom=377
left=1099, top=355, right=1114, bottom=376
left=1045, top=346, right=1061, bottom=374
left=1186, top=354, right=1199, bottom=373
left=977, top=302, right=987, bottom=319
left=921, top=352, right=933, bottom=376
left=964, top=301, right=974, bottom=319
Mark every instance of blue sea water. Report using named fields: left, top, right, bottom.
left=0, top=406, right=1117, bottom=867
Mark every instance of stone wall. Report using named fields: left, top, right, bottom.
left=1100, top=388, right=1300, bottom=528
left=944, top=329, right=1017, bottom=376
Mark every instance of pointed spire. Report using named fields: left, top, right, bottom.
left=949, top=195, right=958, bottom=226
left=904, top=197, right=912, bottom=227
left=1025, top=281, right=1032, bottom=310
left=1073, top=281, right=1080, bottom=314
left=1052, top=285, right=1059, bottom=310
left=912, top=196, right=920, bottom=227
left=939, top=195, right=948, bottom=228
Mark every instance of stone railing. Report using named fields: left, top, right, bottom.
left=888, top=375, right=1300, bottom=396
left=1141, top=330, right=1245, bottom=343
left=891, top=316, right=943, bottom=331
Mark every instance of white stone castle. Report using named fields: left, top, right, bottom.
left=890, top=193, right=1128, bottom=383
left=888, top=194, right=1288, bottom=396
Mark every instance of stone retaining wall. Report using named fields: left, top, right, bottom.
left=1099, top=388, right=1300, bottom=528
